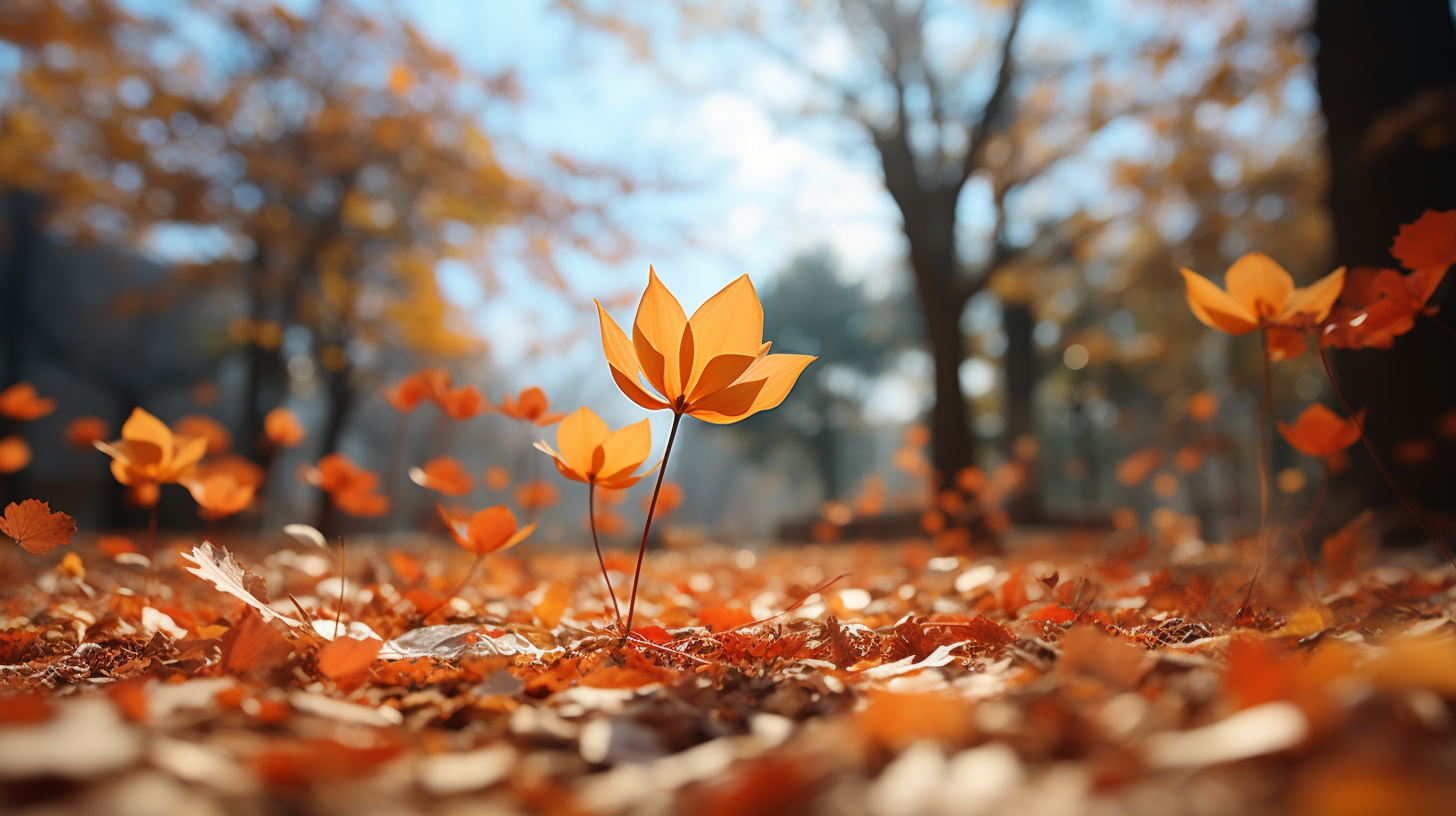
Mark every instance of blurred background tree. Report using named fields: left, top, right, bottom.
left=0, top=0, right=625, bottom=525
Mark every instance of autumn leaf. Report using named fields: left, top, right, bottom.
left=1390, top=209, right=1456, bottom=272
left=0, top=500, right=77, bottom=555
left=0, top=436, right=32, bottom=474
left=181, top=541, right=301, bottom=627
left=317, top=635, right=384, bottom=679
left=63, top=416, right=111, bottom=450
left=173, top=415, right=233, bottom=455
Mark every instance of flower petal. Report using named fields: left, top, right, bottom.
left=555, top=407, right=608, bottom=476
left=686, top=378, right=766, bottom=421
left=1225, top=252, right=1295, bottom=319
left=632, top=267, right=688, bottom=400
left=597, top=299, right=670, bottom=410
left=466, top=505, right=520, bottom=554
left=688, top=353, right=758, bottom=403
left=1180, top=269, right=1258, bottom=334
left=121, top=408, right=174, bottom=464
left=741, top=353, right=816, bottom=417
left=685, top=275, right=763, bottom=393
left=596, top=418, right=652, bottom=484
left=1279, top=267, right=1345, bottom=326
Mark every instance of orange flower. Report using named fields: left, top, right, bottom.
left=436, top=503, right=536, bottom=554
left=409, top=456, right=476, bottom=496
left=95, top=408, right=208, bottom=487
left=0, top=382, right=56, bottom=422
left=514, top=479, right=560, bottom=511
left=586, top=509, right=628, bottom=536
left=1278, top=404, right=1365, bottom=458
left=1323, top=264, right=1447, bottom=350
left=264, top=408, right=307, bottom=448
left=64, top=416, right=111, bottom=450
left=483, top=465, right=512, bottom=491
left=0, top=436, right=32, bottom=474
left=596, top=268, right=816, bottom=423
left=0, top=499, right=76, bottom=555
left=382, top=371, right=430, bottom=413
left=333, top=490, right=389, bottom=518
left=1181, top=253, right=1345, bottom=335
left=193, top=455, right=266, bottom=489
left=300, top=453, right=390, bottom=517
left=534, top=406, right=656, bottom=490
left=182, top=472, right=256, bottom=520
left=645, top=482, right=684, bottom=516
left=441, top=385, right=491, bottom=421
left=174, top=415, right=233, bottom=455
left=497, top=387, right=566, bottom=426
left=419, top=368, right=454, bottom=406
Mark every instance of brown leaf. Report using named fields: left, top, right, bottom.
left=0, top=499, right=76, bottom=555
left=181, top=541, right=300, bottom=627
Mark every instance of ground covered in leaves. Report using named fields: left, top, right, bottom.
left=2, top=528, right=1456, bottom=816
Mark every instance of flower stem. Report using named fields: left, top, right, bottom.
left=423, top=552, right=484, bottom=619
left=1317, top=343, right=1456, bottom=567
left=589, top=483, right=623, bottom=629
left=386, top=413, right=406, bottom=532
left=623, top=411, right=683, bottom=642
left=1238, top=331, right=1276, bottom=621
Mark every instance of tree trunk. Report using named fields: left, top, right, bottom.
left=0, top=191, right=44, bottom=502
left=918, top=292, right=975, bottom=488
left=1315, top=0, right=1456, bottom=515
left=1002, top=298, right=1040, bottom=521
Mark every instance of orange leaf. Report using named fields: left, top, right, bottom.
left=0, top=435, right=32, bottom=474
left=1391, top=209, right=1456, bottom=272
left=534, top=581, right=573, bottom=629
left=0, top=382, right=56, bottom=421
left=0, top=499, right=76, bottom=555
left=317, top=635, right=383, bottom=679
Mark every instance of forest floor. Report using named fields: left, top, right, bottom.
left=2, top=527, right=1455, bottom=816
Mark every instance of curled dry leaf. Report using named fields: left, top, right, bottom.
left=282, top=524, right=329, bottom=551
left=181, top=541, right=301, bottom=627
left=0, top=499, right=77, bottom=555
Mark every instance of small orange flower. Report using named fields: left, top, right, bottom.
left=182, top=472, right=256, bottom=520
left=300, top=453, right=389, bottom=517
left=193, top=455, right=266, bottom=489
left=0, top=499, right=76, bottom=555
left=264, top=408, right=307, bottom=448
left=586, top=509, right=628, bottom=536
left=645, top=482, right=684, bottom=516
left=408, top=456, right=476, bottom=496
left=441, top=385, right=491, bottom=421
left=382, top=371, right=430, bottom=413
left=419, top=368, right=454, bottom=406
left=497, top=387, right=566, bottom=426
left=174, top=415, right=233, bottom=456
left=95, top=408, right=208, bottom=487
left=436, top=503, right=536, bottom=554
left=1181, top=253, right=1345, bottom=335
left=64, top=416, right=111, bottom=450
left=0, top=436, right=32, bottom=474
left=483, top=465, right=512, bottom=491
left=514, top=479, right=560, bottom=511
left=334, top=490, right=389, bottom=518
left=596, top=268, right=816, bottom=423
left=1278, top=404, right=1365, bottom=458
left=0, top=382, right=56, bottom=421
left=534, top=406, right=656, bottom=490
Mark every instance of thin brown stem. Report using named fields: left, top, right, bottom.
left=623, top=411, right=683, bottom=642
left=145, top=500, right=160, bottom=600
left=0, top=540, right=18, bottom=567
left=423, top=552, right=485, bottom=619
left=1317, top=343, right=1456, bottom=567
left=1286, top=463, right=1328, bottom=601
left=589, top=483, right=622, bottom=629
left=1238, top=331, right=1276, bottom=620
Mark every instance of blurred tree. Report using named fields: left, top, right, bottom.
left=1314, top=0, right=1456, bottom=513
left=734, top=249, right=907, bottom=499
left=0, top=0, right=624, bottom=524
left=566, top=0, right=1329, bottom=527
